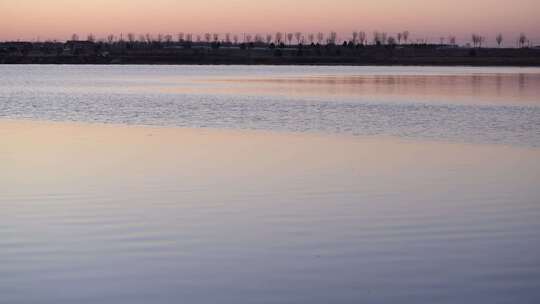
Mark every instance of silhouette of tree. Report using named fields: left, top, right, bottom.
left=186, top=33, right=193, bottom=42
left=127, top=33, right=136, bottom=43
left=287, top=33, right=293, bottom=45
left=294, top=32, right=302, bottom=44
left=317, top=32, right=324, bottom=44
left=328, top=32, right=337, bottom=45
left=177, top=32, right=184, bottom=42
left=204, top=33, right=211, bottom=43
left=213, top=33, right=219, bottom=42
left=358, top=31, right=366, bottom=45
left=108, top=34, right=115, bottom=44
left=245, top=34, right=252, bottom=43
left=373, top=31, right=381, bottom=45
left=397, top=32, right=402, bottom=44
left=308, top=33, right=315, bottom=44
left=387, top=36, right=397, bottom=46
left=403, top=31, right=410, bottom=44
left=71, top=33, right=79, bottom=41
left=352, top=31, right=358, bottom=44
left=275, top=32, right=283, bottom=44
left=164, top=34, right=173, bottom=44
left=518, top=33, right=527, bottom=48
left=449, top=35, right=456, bottom=46
left=471, top=34, right=485, bottom=48
left=87, top=34, right=95, bottom=42
left=496, top=33, right=503, bottom=47
left=225, top=33, right=231, bottom=44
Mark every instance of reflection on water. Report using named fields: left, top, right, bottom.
left=1, top=121, right=539, bottom=304
left=0, top=65, right=539, bottom=147
left=209, top=74, right=540, bottom=105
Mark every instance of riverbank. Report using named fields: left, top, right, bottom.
left=2, top=43, right=540, bottom=66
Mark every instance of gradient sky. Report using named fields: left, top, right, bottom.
left=1, top=0, right=539, bottom=44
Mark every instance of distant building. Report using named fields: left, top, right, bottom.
left=0, top=42, right=33, bottom=54
left=65, top=40, right=96, bottom=55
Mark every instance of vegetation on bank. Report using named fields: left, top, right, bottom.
left=1, top=31, right=539, bottom=66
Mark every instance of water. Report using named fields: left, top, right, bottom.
left=1, top=65, right=540, bottom=304
left=1, top=65, right=539, bottom=146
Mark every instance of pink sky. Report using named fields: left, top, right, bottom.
left=1, top=0, right=539, bottom=45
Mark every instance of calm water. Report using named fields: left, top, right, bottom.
left=1, top=65, right=539, bottom=146
left=1, top=66, right=540, bottom=304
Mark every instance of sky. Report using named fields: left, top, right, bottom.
left=1, top=0, right=539, bottom=45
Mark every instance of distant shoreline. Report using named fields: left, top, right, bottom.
left=2, top=42, right=540, bottom=66
left=3, top=59, right=540, bottom=67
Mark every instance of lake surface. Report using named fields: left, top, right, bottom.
left=1, top=65, right=539, bottom=146
left=1, top=66, right=540, bottom=303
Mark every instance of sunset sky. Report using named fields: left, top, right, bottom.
left=1, top=0, right=539, bottom=45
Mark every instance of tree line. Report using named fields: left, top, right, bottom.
left=66, top=31, right=532, bottom=48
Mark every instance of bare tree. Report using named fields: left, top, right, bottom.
left=108, top=34, right=116, bottom=44
left=308, top=33, right=315, bottom=44
left=87, top=33, right=95, bottom=42
left=275, top=32, right=283, bottom=44
left=381, top=32, right=388, bottom=45
left=316, top=32, right=324, bottom=44
left=373, top=31, right=384, bottom=45
left=387, top=36, right=397, bottom=46
left=352, top=31, right=359, bottom=44
left=496, top=33, right=503, bottom=47
left=328, top=31, right=337, bottom=44
left=287, top=33, right=293, bottom=45
left=71, top=33, right=79, bottom=41
left=164, top=34, right=173, bottom=44
left=518, top=33, right=527, bottom=48
left=294, top=32, right=302, bottom=44
left=204, top=33, right=211, bottom=43
left=403, top=31, right=410, bottom=44
left=245, top=34, right=252, bottom=43
left=358, top=31, right=366, bottom=45
left=186, top=33, right=193, bottom=42
left=213, top=33, right=219, bottom=42
left=471, top=34, right=485, bottom=48
left=449, top=35, right=456, bottom=46
left=397, top=32, right=402, bottom=44
left=177, top=32, right=184, bottom=42
left=225, top=33, right=231, bottom=43
left=127, top=33, right=136, bottom=43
